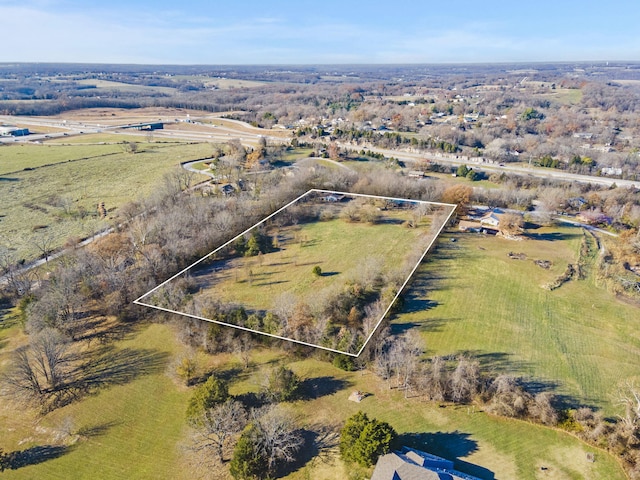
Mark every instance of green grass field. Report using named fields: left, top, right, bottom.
left=230, top=357, right=627, bottom=480
left=0, top=142, right=123, bottom=175
left=0, top=322, right=193, bottom=480
left=0, top=141, right=211, bottom=261
left=0, top=295, right=630, bottom=480
left=398, top=227, right=640, bottom=413
left=186, top=209, right=438, bottom=313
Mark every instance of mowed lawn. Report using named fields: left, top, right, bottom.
left=0, top=313, right=628, bottom=479
left=0, top=142, right=211, bottom=261
left=237, top=358, right=627, bottom=480
left=397, top=226, right=640, bottom=412
left=190, top=213, right=436, bottom=312
left=0, top=322, right=193, bottom=480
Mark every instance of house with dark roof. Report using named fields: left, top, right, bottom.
left=371, top=447, right=482, bottom=480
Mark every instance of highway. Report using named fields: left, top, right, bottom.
left=1, top=113, right=637, bottom=189
left=347, top=144, right=639, bottom=189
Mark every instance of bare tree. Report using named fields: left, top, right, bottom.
left=390, top=331, right=423, bottom=397
left=498, top=213, right=525, bottom=236
left=529, top=392, right=558, bottom=426
left=234, top=334, right=254, bottom=369
left=191, top=399, right=247, bottom=462
left=272, top=292, right=297, bottom=335
left=421, top=356, right=447, bottom=402
left=252, top=405, right=303, bottom=472
left=0, top=247, right=32, bottom=297
left=617, top=382, right=640, bottom=440
left=32, top=230, right=55, bottom=262
left=3, top=328, right=72, bottom=409
left=449, top=356, right=480, bottom=403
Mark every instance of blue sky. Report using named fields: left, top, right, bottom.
left=2, top=0, right=639, bottom=64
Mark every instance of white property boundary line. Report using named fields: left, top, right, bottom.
left=134, top=189, right=456, bottom=357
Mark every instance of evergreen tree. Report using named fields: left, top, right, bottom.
left=229, top=425, right=267, bottom=480
left=340, top=411, right=396, bottom=466
left=186, top=374, right=229, bottom=424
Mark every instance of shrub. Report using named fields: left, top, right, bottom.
left=262, top=365, right=300, bottom=403
left=312, top=265, right=322, bottom=276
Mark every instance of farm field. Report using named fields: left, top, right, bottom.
left=47, top=134, right=153, bottom=144
left=0, top=142, right=123, bottom=175
left=398, top=226, right=640, bottom=413
left=76, top=79, right=178, bottom=95
left=0, top=141, right=211, bottom=261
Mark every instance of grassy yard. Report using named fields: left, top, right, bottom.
left=186, top=209, right=439, bottom=313
left=232, top=357, right=627, bottom=480
left=0, top=322, right=193, bottom=480
left=279, top=147, right=314, bottom=164
left=0, top=141, right=211, bottom=261
left=397, top=227, right=640, bottom=413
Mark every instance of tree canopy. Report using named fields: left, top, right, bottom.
left=339, top=411, right=396, bottom=466
left=229, top=424, right=268, bottom=480
left=262, top=365, right=300, bottom=403
left=186, top=374, right=229, bottom=423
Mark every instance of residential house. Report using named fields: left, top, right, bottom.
left=371, top=447, right=482, bottom=480
left=479, top=210, right=502, bottom=228
left=219, top=184, right=235, bottom=196
left=321, top=193, right=346, bottom=202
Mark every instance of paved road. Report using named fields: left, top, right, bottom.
left=2, top=113, right=636, bottom=190
left=343, top=143, right=638, bottom=189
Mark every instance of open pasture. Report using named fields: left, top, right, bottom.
left=397, top=227, right=640, bottom=413
left=0, top=141, right=211, bottom=261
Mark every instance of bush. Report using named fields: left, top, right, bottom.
left=262, top=365, right=300, bottom=403
left=312, top=265, right=322, bottom=276
left=333, top=354, right=356, bottom=371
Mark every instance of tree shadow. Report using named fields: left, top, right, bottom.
left=254, top=280, right=290, bottom=287
left=525, top=232, right=579, bottom=242
left=320, top=271, right=339, bottom=277
left=396, top=431, right=495, bottom=480
left=298, top=376, right=352, bottom=400
left=0, top=177, right=19, bottom=182
left=267, top=261, right=292, bottom=267
left=273, top=424, right=339, bottom=478
left=390, top=320, right=449, bottom=335
left=71, top=347, right=169, bottom=392
left=401, top=298, right=439, bottom=314
left=5, top=445, right=71, bottom=470
left=77, top=420, right=122, bottom=438
left=453, top=350, right=525, bottom=373
left=235, top=391, right=267, bottom=409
